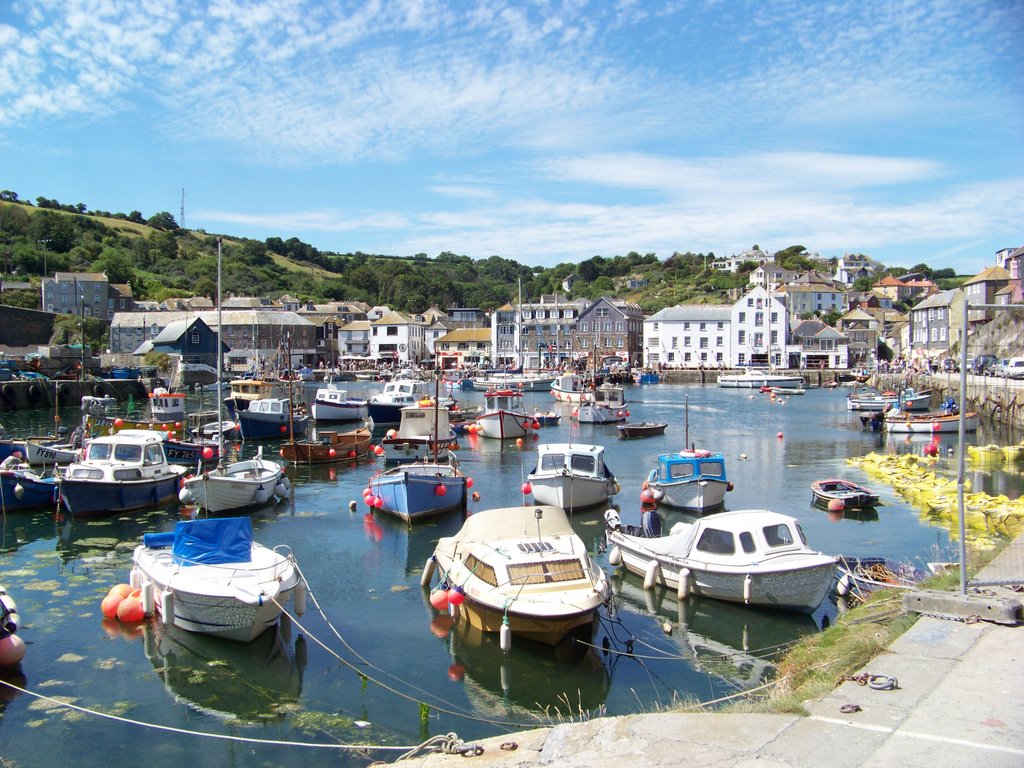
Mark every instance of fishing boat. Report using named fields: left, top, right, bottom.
left=162, top=434, right=220, bottom=466
left=424, top=504, right=609, bottom=646
left=549, top=373, right=590, bottom=403
left=58, top=429, right=189, bottom=517
left=616, top=421, right=668, bottom=439
left=223, top=379, right=275, bottom=418
left=179, top=448, right=288, bottom=513
left=846, top=387, right=932, bottom=412
left=130, top=516, right=305, bottom=643
left=236, top=397, right=309, bottom=440
left=575, top=384, right=627, bottom=424
left=149, top=387, right=187, bottom=423
left=604, top=508, right=838, bottom=614
left=884, top=410, right=979, bottom=434
left=646, top=449, right=731, bottom=512
left=0, top=457, right=59, bottom=511
left=811, top=478, right=880, bottom=510
left=526, top=443, right=620, bottom=512
left=280, top=427, right=372, bottom=464
left=366, top=378, right=452, bottom=426
left=471, top=372, right=556, bottom=392
left=717, top=369, right=804, bottom=389
left=475, top=389, right=534, bottom=440
left=635, top=369, right=660, bottom=385
left=22, top=438, right=80, bottom=467
left=367, top=450, right=468, bottom=523
left=381, top=403, right=457, bottom=464
left=309, top=387, right=369, bottom=423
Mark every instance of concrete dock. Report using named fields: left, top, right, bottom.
left=390, top=541, right=1024, bottom=767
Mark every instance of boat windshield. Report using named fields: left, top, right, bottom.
left=695, top=527, right=735, bottom=555
left=540, top=453, right=565, bottom=471
left=569, top=455, right=596, bottom=474
left=763, top=523, right=796, bottom=548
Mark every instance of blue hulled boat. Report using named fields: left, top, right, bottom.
left=236, top=398, right=309, bottom=440
left=646, top=449, right=731, bottom=512
left=0, top=458, right=59, bottom=511
left=58, top=430, right=188, bottom=517
left=367, top=453, right=467, bottom=523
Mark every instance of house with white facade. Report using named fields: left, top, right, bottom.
left=834, top=253, right=873, bottom=285
left=787, top=319, right=849, bottom=369
left=642, top=305, right=732, bottom=368
left=370, top=310, right=425, bottom=365
left=518, top=294, right=586, bottom=369
left=730, top=286, right=791, bottom=368
left=749, top=261, right=798, bottom=289
left=489, top=303, right=519, bottom=368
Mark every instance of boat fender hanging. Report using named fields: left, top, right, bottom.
left=643, top=560, right=660, bottom=590
left=140, top=580, right=154, bottom=616
left=160, top=589, right=175, bottom=628
left=499, top=620, right=512, bottom=654
left=836, top=573, right=852, bottom=597
left=274, top=482, right=287, bottom=498
left=743, top=574, right=753, bottom=604
left=420, top=557, right=436, bottom=588
left=293, top=578, right=307, bottom=616
left=255, top=484, right=271, bottom=504
left=607, top=546, right=622, bottom=567
left=677, top=567, right=691, bottom=600
left=129, top=567, right=142, bottom=590
left=179, top=486, right=192, bottom=504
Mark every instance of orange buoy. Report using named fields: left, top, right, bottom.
left=447, top=662, right=466, bottom=681
left=429, top=589, right=450, bottom=611
left=827, top=498, right=845, bottom=512
left=116, top=595, right=145, bottom=623
left=101, top=593, right=124, bottom=619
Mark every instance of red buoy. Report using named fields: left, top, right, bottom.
left=521, top=482, right=532, bottom=495
left=429, top=589, right=449, bottom=611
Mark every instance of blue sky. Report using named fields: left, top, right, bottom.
left=1, top=0, right=1021, bottom=274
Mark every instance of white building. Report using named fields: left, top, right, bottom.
left=642, top=304, right=732, bottom=368
left=730, top=286, right=791, bottom=368
left=834, top=253, right=873, bottom=285
left=370, top=310, right=425, bottom=364
left=338, top=319, right=372, bottom=359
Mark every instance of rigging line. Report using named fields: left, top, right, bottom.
left=265, top=592, right=538, bottom=731
left=0, top=677, right=406, bottom=752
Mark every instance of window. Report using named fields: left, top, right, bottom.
left=508, top=558, right=585, bottom=584
left=696, top=528, right=735, bottom=555
left=738, top=330, right=746, bottom=344
left=580, top=322, right=588, bottom=332
left=699, top=322, right=706, bottom=331
left=463, top=554, right=497, bottom=586
left=738, top=312, right=746, bottom=322
left=699, top=337, right=709, bottom=349
left=755, top=312, right=763, bottom=326
left=652, top=322, right=659, bottom=331
left=190, top=331, right=199, bottom=344
left=716, top=336, right=723, bottom=347
left=763, top=524, right=795, bottom=548
left=739, top=532, right=756, bottom=554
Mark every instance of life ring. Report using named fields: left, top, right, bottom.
left=93, top=384, right=106, bottom=397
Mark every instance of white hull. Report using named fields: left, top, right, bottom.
left=529, top=474, right=615, bottom=511
left=132, top=544, right=301, bottom=643
left=310, top=401, right=368, bottom=422
left=649, top=479, right=728, bottom=511
left=475, top=410, right=531, bottom=439
left=718, top=371, right=804, bottom=389
left=885, top=412, right=979, bottom=434
left=182, top=457, right=286, bottom=513
left=576, top=405, right=626, bottom=423
left=24, top=440, right=79, bottom=466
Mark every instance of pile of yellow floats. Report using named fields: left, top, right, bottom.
left=847, top=449, right=1023, bottom=543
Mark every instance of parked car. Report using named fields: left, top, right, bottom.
left=1003, top=357, right=1024, bottom=379
left=941, top=358, right=959, bottom=373
left=972, top=354, right=998, bottom=375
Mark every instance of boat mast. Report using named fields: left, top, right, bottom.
left=286, top=332, right=295, bottom=444
left=216, top=239, right=224, bottom=463
left=431, top=368, right=440, bottom=463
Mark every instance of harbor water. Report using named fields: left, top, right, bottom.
left=0, top=382, right=1021, bottom=766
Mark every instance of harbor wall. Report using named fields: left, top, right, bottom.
left=0, top=379, right=151, bottom=413
left=872, top=373, right=1024, bottom=432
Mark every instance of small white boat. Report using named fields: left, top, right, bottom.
left=130, top=517, right=305, bottom=643
left=471, top=373, right=556, bottom=392
left=310, top=387, right=368, bottom=423
left=717, top=369, right=804, bottom=389
left=884, top=410, right=979, bottom=434
left=179, top=449, right=289, bottom=513
left=475, top=389, right=534, bottom=440
left=367, top=378, right=453, bottom=426
left=150, top=387, right=187, bottom=423
left=770, top=386, right=805, bottom=396
left=425, top=505, right=609, bottom=646
left=604, top=508, right=837, bottom=614
left=550, top=373, right=590, bottom=403
left=23, top=438, right=80, bottom=466
left=527, top=443, right=620, bottom=512
left=575, top=385, right=627, bottom=424
left=846, top=388, right=932, bottom=412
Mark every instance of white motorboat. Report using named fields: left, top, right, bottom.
left=150, top=387, right=187, bottom=423
left=846, top=388, right=932, bottom=412
left=717, top=369, right=804, bottom=389
left=575, top=385, right=627, bottom=424
left=475, top=389, right=534, bottom=440
left=471, top=373, right=556, bottom=392
left=367, top=378, right=453, bottom=426
left=527, top=443, right=620, bottom=512
left=179, top=449, right=288, bottom=513
left=550, top=373, right=590, bottom=403
left=310, top=387, right=368, bottom=423
left=424, top=505, right=609, bottom=646
left=646, top=449, right=731, bottom=512
left=604, top=508, right=838, bottom=614
left=130, top=516, right=305, bottom=643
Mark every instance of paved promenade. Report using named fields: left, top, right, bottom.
left=390, top=540, right=1024, bottom=767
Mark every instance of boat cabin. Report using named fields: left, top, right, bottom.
left=668, top=511, right=810, bottom=560
left=655, top=450, right=727, bottom=483
left=66, top=429, right=178, bottom=481
left=484, top=389, right=525, bottom=411
left=533, top=443, right=612, bottom=481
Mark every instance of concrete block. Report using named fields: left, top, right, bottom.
left=902, top=590, right=1022, bottom=625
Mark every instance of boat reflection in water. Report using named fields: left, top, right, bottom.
left=437, top=607, right=611, bottom=720
left=610, top=572, right=824, bottom=692
left=141, top=619, right=307, bottom=722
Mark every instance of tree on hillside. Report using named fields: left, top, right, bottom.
left=94, top=249, right=134, bottom=284
left=0, top=204, right=30, bottom=235
left=148, top=211, right=179, bottom=231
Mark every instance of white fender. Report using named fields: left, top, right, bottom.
left=129, top=567, right=141, bottom=590
left=677, top=567, right=691, bottom=600
left=836, top=573, right=851, bottom=596
left=178, top=486, right=192, bottom=504
left=420, top=557, right=436, bottom=588
left=293, top=578, right=306, bottom=616
left=160, top=589, right=175, bottom=628
left=499, top=621, right=512, bottom=653
left=643, top=560, right=660, bottom=590
left=140, top=580, right=154, bottom=616
left=274, top=482, right=287, bottom=498
left=255, top=484, right=271, bottom=504
left=280, top=475, right=291, bottom=491
left=12, top=483, right=24, bottom=499
left=743, top=574, right=753, bottom=604
left=608, top=546, right=622, bottom=566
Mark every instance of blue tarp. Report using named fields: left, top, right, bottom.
left=169, top=517, right=254, bottom=566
